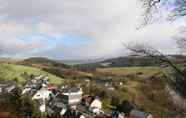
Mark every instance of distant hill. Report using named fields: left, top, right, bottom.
left=74, top=55, right=186, bottom=71
left=0, top=58, right=21, bottom=64
left=58, top=58, right=105, bottom=65
left=19, top=57, right=92, bottom=79
left=20, top=57, right=69, bottom=69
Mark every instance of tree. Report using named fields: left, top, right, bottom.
left=111, top=96, right=120, bottom=108
left=174, top=26, right=186, bottom=54
left=21, top=96, right=41, bottom=118
left=0, top=64, right=12, bottom=80
left=7, top=87, right=41, bottom=118
left=140, top=0, right=186, bottom=26
left=117, top=100, right=134, bottom=116
left=125, top=43, right=186, bottom=97
left=8, top=87, right=22, bottom=112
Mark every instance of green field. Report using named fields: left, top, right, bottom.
left=96, top=66, right=163, bottom=77
left=0, top=64, right=63, bottom=85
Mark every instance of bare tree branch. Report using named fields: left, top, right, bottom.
left=173, top=26, right=186, bottom=54
left=140, top=0, right=186, bottom=26
left=124, top=43, right=186, bottom=79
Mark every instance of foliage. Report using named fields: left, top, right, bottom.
left=21, top=96, right=41, bottom=118
left=96, top=66, right=161, bottom=77
left=172, top=67, right=186, bottom=97
left=111, top=96, right=120, bottom=108
left=0, top=63, right=12, bottom=80
left=21, top=57, right=69, bottom=68
left=7, top=87, right=22, bottom=111
left=117, top=100, right=134, bottom=115
left=6, top=87, right=41, bottom=118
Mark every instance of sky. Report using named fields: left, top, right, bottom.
left=0, top=0, right=185, bottom=60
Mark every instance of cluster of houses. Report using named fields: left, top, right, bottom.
left=80, top=77, right=124, bottom=91
left=0, top=74, right=153, bottom=118
left=21, top=74, right=105, bottom=117
left=110, top=110, right=153, bottom=118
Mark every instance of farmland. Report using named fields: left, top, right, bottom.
left=96, top=66, right=163, bottom=77
left=0, top=64, right=63, bottom=85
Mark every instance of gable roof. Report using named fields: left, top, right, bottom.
left=63, top=87, right=82, bottom=93
left=130, top=110, right=151, bottom=118
left=0, top=80, right=16, bottom=87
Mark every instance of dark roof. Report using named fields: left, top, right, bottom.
left=54, top=94, right=64, bottom=102
left=63, top=87, right=81, bottom=93
left=0, top=80, right=16, bottom=87
left=63, top=109, right=83, bottom=118
left=111, top=112, right=125, bottom=118
left=130, top=110, right=150, bottom=118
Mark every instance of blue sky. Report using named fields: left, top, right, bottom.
left=21, top=32, right=92, bottom=51
left=0, top=0, right=184, bottom=59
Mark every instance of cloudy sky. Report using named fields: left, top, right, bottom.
left=0, top=0, right=185, bottom=60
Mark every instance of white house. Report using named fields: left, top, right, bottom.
left=21, top=87, right=31, bottom=95
left=32, top=88, right=52, bottom=113
left=62, top=87, right=83, bottom=105
left=89, top=98, right=102, bottom=114
left=39, top=104, right=46, bottom=113
left=32, top=88, right=52, bottom=100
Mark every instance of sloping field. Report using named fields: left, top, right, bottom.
left=96, top=66, right=162, bottom=77
left=0, top=64, right=63, bottom=85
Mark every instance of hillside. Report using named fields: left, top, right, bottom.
left=20, top=57, right=69, bottom=69
left=96, top=66, right=162, bottom=77
left=74, top=55, right=186, bottom=71
left=0, top=64, right=63, bottom=85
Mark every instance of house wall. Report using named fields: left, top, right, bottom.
left=90, top=99, right=102, bottom=109
left=62, top=94, right=82, bottom=105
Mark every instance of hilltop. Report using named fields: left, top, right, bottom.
left=74, top=55, right=186, bottom=71
left=20, top=57, right=69, bottom=68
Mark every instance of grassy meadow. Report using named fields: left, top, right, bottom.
left=0, top=64, right=63, bottom=85
left=96, top=66, right=163, bottom=77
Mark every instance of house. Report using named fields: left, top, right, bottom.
left=82, top=95, right=94, bottom=106
left=32, top=87, right=52, bottom=112
left=62, top=108, right=85, bottom=118
left=47, top=93, right=67, bottom=117
left=0, top=80, right=16, bottom=94
left=61, top=87, right=83, bottom=106
left=80, top=77, right=92, bottom=82
left=39, top=102, right=46, bottom=112
left=21, top=87, right=32, bottom=95
left=107, top=86, right=115, bottom=90
left=49, top=93, right=66, bottom=109
left=111, top=111, right=125, bottom=118
left=129, top=110, right=153, bottom=118
left=32, top=87, right=52, bottom=100
left=47, top=84, right=57, bottom=91
left=22, top=83, right=40, bottom=95
left=89, top=97, right=103, bottom=114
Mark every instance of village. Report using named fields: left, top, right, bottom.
left=0, top=72, right=154, bottom=118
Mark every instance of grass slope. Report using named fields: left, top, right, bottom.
left=1, top=64, right=63, bottom=85
left=96, top=66, right=162, bottom=77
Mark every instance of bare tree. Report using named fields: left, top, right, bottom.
left=174, top=26, right=186, bottom=54
left=125, top=43, right=185, bottom=77
left=140, top=0, right=186, bottom=25
left=125, top=43, right=186, bottom=97
left=136, top=0, right=186, bottom=98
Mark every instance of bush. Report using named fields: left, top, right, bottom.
left=111, top=96, right=120, bottom=108
left=117, top=100, right=134, bottom=115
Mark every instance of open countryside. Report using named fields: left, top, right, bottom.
left=0, top=0, right=186, bottom=118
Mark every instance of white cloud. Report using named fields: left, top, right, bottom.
left=0, top=0, right=184, bottom=59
